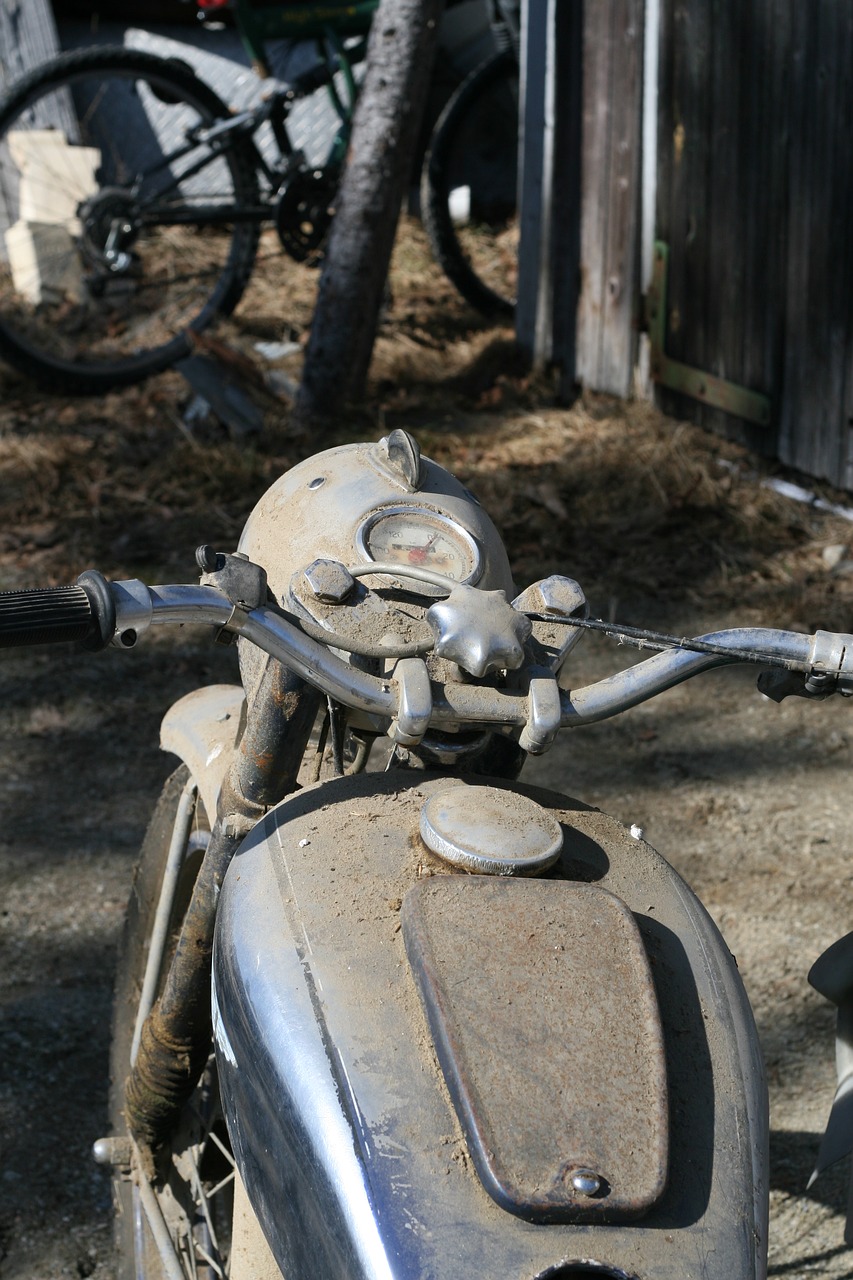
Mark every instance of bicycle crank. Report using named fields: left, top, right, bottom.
left=275, top=170, right=337, bottom=264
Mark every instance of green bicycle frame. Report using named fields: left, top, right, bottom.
left=230, top=0, right=379, bottom=75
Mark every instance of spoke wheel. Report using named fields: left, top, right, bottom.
left=421, top=50, right=519, bottom=319
left=0, top=47, right=260, bottom=392
left=110, top=766, right=235, bottom=1280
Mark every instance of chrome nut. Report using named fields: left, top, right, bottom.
left=513, top=574, right=587, bottom=619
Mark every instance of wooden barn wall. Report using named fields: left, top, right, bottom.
left=655, top=0, right=853, bottom=490
left=575, top=0, right=645, bottom=399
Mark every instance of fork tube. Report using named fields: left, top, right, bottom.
left=124, top=660, right=321, bottom=1160
left=130, top=779, right=199, bottom=1067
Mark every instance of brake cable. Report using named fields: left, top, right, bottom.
left=524, top=613, right=811, bottom=673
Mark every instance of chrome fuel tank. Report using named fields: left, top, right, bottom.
left=212, top=772, right=768, bottom=1280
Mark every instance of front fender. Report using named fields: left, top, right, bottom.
left=160, top=684, right=244, bottom=821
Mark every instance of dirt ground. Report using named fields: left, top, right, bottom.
left=1, top=218, right=852, bottom=1279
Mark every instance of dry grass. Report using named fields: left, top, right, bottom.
left=0, top=216, right=851, bottom=634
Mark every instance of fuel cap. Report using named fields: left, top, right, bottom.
left=419, top=785, right=563, bottom=875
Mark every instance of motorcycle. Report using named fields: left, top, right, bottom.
left=3, top=429, right=852, bottom=1280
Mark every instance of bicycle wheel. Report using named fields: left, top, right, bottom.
left=0, top=47, right=260, bottom=393
left=109, top=766, right=236, bottom=1280
left=421, top=49, right=518, bottom=319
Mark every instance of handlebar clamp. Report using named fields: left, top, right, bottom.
left=809, top=630, right=853, bottom=696
left=759, top=630, right=853, bottom=702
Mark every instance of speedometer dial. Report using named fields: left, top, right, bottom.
left=357, top=507, right=482, bottom=584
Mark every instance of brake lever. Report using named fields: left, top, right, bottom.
left=757, top=669, right=839, bottom=702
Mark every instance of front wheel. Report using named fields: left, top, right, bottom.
left=420, top=50, right=518, bottom=319
left=109, top=766, right=235, bottom=1280
left=0, top=47, right=260, bottom=393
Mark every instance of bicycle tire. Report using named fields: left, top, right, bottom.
left=109, top=766, right=235, bottom=1280
left=0, top=47, right=260, bottom=394
left=421, top=49, right=518, bottom=319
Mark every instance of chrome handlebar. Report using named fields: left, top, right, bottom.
left=109, top=580, right=852, bottom=755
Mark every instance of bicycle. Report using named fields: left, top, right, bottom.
left=0, top=0, right=519, bottom=395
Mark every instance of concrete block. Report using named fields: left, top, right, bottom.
left=4, top=218, right=84, bottom=305
left=8, top=130, right=99, bottom=228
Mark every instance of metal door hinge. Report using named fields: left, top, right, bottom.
left=644, top=241, right=771, bottom=427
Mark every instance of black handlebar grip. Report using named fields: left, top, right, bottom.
left=0, top=572, right=115, bottom=651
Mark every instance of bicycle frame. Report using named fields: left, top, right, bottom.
left=135, top=14, right=371, bottom=233
left=202, top=1, right=374, bottom=199
left=198, top=0, right=377, bottom=77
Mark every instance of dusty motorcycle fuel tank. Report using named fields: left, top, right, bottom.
left=207, top=437, right=766, bottom=1278
left=212, top=771, right=767, bottom=1280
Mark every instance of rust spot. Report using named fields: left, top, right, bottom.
left=242, top=745, right=275, bottom=771
left=272, top=689, right=302, bottom=716
left=674, top=121, right=685, bottom=164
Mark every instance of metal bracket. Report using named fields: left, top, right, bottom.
left=389, top=657, right=432, bottom=746
left=518, top=666, right=562, bottom=756
left=197, top=548, right=268, bottom=609
left=645, top=241, right=771, bottom=427
left=197, top=548, right=268, bottom=648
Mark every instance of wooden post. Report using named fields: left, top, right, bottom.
left=515, top=0, right=584, bottom=397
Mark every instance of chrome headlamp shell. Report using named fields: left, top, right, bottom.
left=236, top=433, right=514, bottom=700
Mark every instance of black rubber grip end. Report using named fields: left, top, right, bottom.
left=77, top=571, right=116, bottom=650
left=0, top=585, right=97, bottom=649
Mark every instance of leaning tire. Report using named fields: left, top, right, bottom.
left=421, top=50, right=518, bottom=319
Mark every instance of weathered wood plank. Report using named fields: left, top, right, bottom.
left=836, top=8, right=853, bottom=491
left=778, top=4, right=823, bottom=478
left=575, top=0, right=611, bottom=384
left=668, top=0, right=711, bottom=374
left=575, top=0, right=643, bottom=398
left=701, top=0, right=747, bottom=442
left=682, top=0, right=768, bottom=455
left=739, top=0, right=790, bottom=454
left=825, top=3, right=853, bottom=490
left=655, top=0, right=702, bottom=422
left=780, top=1, right=853, bottom=487
left=597, top=0, right=643, bottom=395
left=515, top=0, right=552, bottom=361
left=551, top=0, right=584, bottom=400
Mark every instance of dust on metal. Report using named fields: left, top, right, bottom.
left=402, top=875, right=669, bottom=1223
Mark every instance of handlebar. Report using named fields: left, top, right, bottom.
left=3, top=575, right=849, bottom=752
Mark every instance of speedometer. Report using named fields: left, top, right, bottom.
left=356, top=507, right=483, bottom=584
